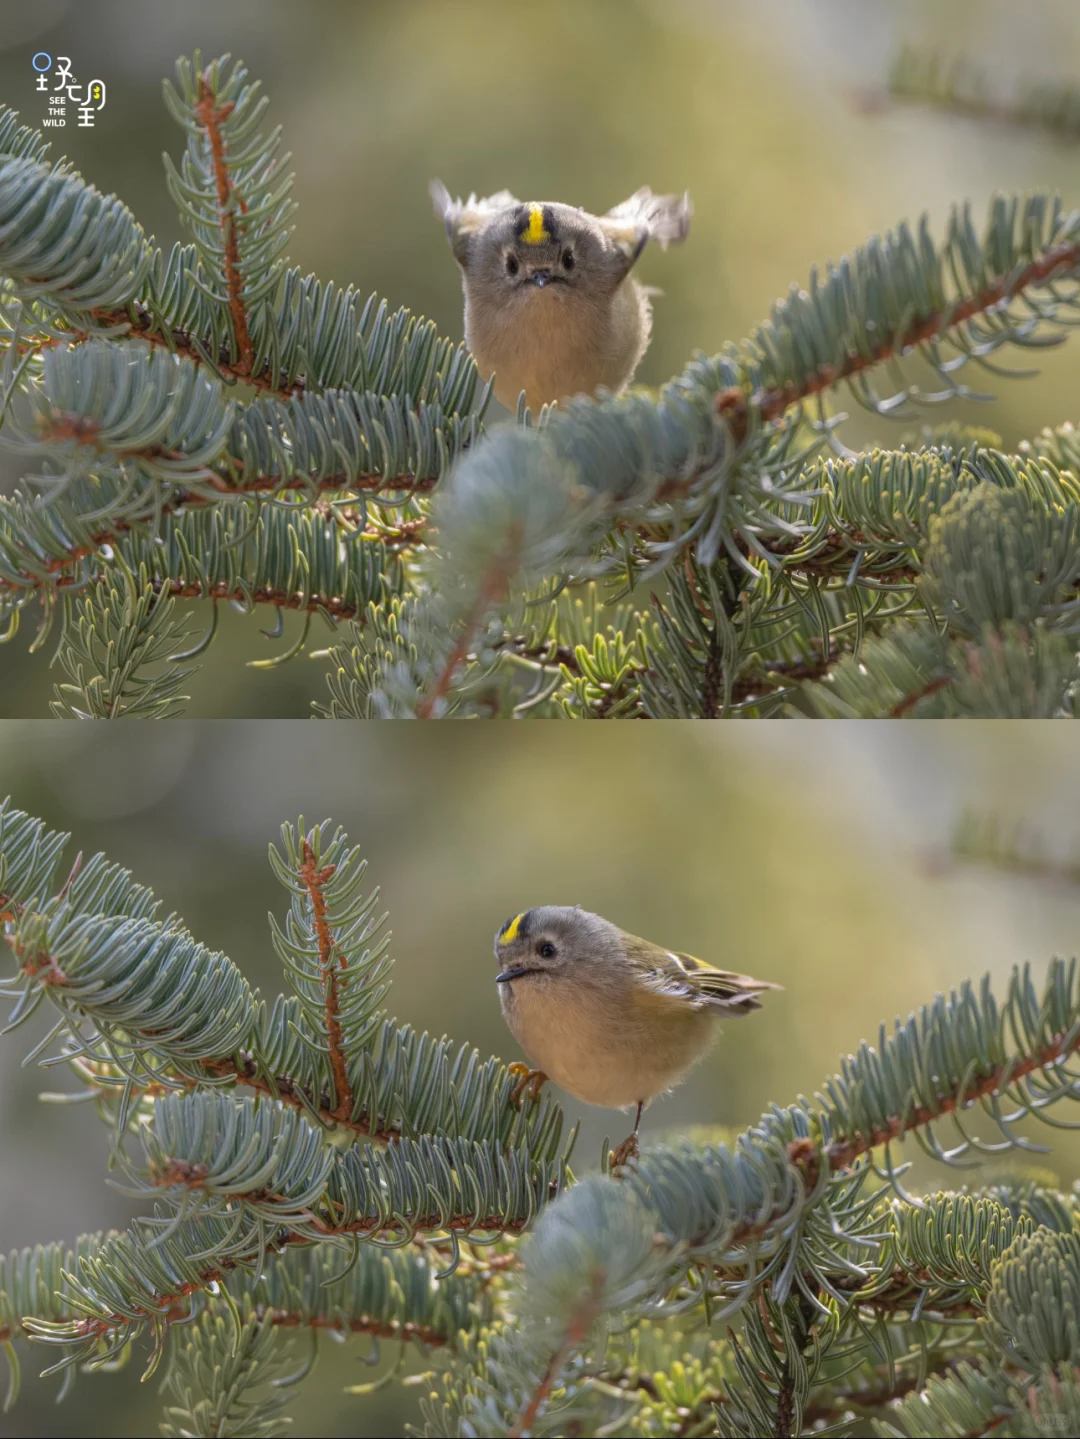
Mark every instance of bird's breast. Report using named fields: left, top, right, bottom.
left=464, top=281, right=649, bottom=411
left=497, top=972, right=717, bottom=1110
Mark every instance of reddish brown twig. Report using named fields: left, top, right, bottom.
left=509, top=1276, right=602, bottom=1438
left=714, top=241, right=1080, bottom=445
left=194, top=70, right=253, bottom=378
left=888, top=673, right=953, bottom=717
left=44, top=305, right=302, bottom=394
left=298, top=838, right=352, bottom=1122
left=822, top=1025, right=1080, bottom=1172
left=252, top=1307, right=450, bottom=1346
left=196, top=1053, right=400, bottom=1141
left=154, top=579, right=365, bottom=621
left=416, top=524, right=522, bottom=719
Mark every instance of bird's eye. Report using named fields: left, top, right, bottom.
left=505, top=253, right=519, bottom=277
left=561, top=250, right=575, bottom=271
left=538, top=942, right=556, bottom=958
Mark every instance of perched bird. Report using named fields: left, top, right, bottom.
left=431, top=182, right=691, bottom=411
left=493, top=906, right=780, bottom=1167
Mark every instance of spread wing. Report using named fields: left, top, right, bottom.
left=430, top=180, right=519, bottom=266
left=644, top=949, right=781, bottom=1015
left=597, top=188, right=692, bottom=268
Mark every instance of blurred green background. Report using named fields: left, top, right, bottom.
left=5, top=0, right=1080, bottom=713
left=3, top=722, right=1080, bottom=1434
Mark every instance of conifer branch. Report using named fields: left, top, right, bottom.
left=196, top=1053, right=402, bottom=1142
left=417, top=526, right=523, bottom=719
left=884, top=48, right=1080, bottom=145
left=249, top=1305, right=451, bottom=1346
left=5, top=922, right=403, bottom=1140
left=509, top=1280, right=602, bottom=1438
left=21, top=402, right=436, bottom=500
left=887, top=672, right=954, bottom=718
left=713, top=241, right=1080, bottom=446
left=82, top=305, right=302, bottom=394
left=297, top=838, right=352, bottom=1122
left=193, top=70, right=254, bottom=376
left=820, top=1023, right=1080, bottom=1172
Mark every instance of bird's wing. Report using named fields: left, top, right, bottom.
left=430, top=181, right=519, bottom=264
left=643, top=949, right=782, bottom=1015
left=597, top=188, right=692, bottom=265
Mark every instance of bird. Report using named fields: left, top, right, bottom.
left=493, top=905, right=780, bottom=1168
left=431, top=182, right=691, bottom=412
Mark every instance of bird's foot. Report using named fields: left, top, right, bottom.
left=507, top=1063, right=548, bottom=1108
left=609, top=1130, right=640, bottom=1172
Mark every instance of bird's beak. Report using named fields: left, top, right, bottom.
left=495, top=966, right=529, bottom=983
left=530, top=269, right=551, bottom=288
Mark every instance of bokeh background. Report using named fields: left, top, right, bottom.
left=4, top=0, right=1080, bottom=713
left=2, top=723, right=1080, bottom=1434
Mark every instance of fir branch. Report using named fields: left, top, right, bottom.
left=417, top=525, right=523, bottom=719
left=729, top=642, right=839, bottom=704
left=4, top=1213, right=497, bottom=1406
left=192, top=69, right=255, bottom=377
left=821, top=1015, right=1080, bottom=1172
left=948, top=811, right=1080, bottom=888
left=50, top=564, right=198, bottom=719
left=196, top=1051, right=400, bottom=1143
left=160, top=1309, right=290, bottom=1439
left=462, top=957, right=1080, bottom=1434
left=150, top=577, right=365, bottom=621
left=137, top=1089, right=569, bottom=1248
left=250, top=1305, right=450, bottom=1346
left=40, top=1209, right=535, bottom=1352
left=885, top=47, right=1080, bottom=144
left=713, top=238, right=1080, bottom=447
left=297, top=837, right=352, bottom=1122
left=770, top=1294, right=817, bottom=1438
left=81, top=303, right=302, bottom=394
left=888, top=673, right=953, bottom=718
left=2, top=902, right=535, bottom=1148
left=509, top=1280, right=603, bottom=1439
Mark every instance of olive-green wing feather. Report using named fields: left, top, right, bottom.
left=430, top=180, right=519, bottom=266
left=643, top=948, right=782, bottom=1014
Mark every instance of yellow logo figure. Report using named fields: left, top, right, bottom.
left=521, top=205, right=549, bottom=246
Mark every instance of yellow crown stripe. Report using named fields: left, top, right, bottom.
left=499, top=912, right=526, bottom=945
left=522, top=205, right=549, bottom=246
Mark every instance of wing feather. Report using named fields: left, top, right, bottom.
left=430, top=180, right=519, bottom=264
left=644, top=949, right=782, bottom=1014
left=598, top=188, right=692, bottom=258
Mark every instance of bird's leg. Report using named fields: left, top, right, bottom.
left=610, top=1101, right=644, bottom=1171
left=507, top=1062, right=548, bottom=1108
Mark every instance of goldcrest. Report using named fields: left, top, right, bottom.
left=431, top=182, right=691, bottom=411
left=494, top=906, right=780, bottom=1165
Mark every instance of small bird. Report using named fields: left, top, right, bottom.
left=431, top=182, right=691, bottom=412
left=493, top=906, right=781, bottom=1168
